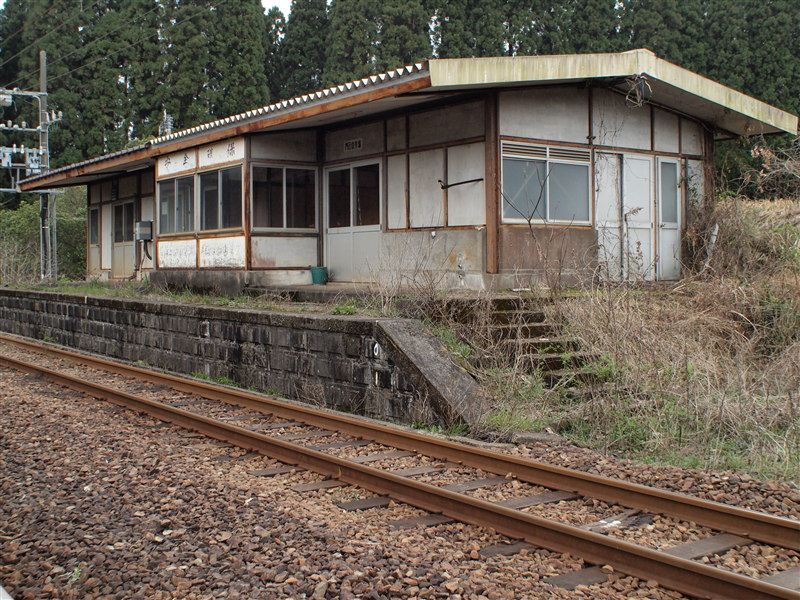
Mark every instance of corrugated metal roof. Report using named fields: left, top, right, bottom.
left=20, top=62, right=428, bottom=185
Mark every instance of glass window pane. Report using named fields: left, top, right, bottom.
left=220, top=167, right=242, bottom=229
left=354, top=164, right=380, bottom=226
left=89, top=209, right=99, bottom=245
left=114, top=204, right=123, bottom=243
left=176, top=177, right=194, bottom=232
left=158, top=180, right=175, bottom=234
left=252, top=166, right=284, bottom=228
left=502, top=158, right=546, bottom=221
left=200, top=171, right=219, bottom=230
left=549, top=162, right=590, bottom=222
left=124, top=202, right=135, bottom=242
left=328, top=168, right=351, bottom=228
left=286, top=168, right=316, bottom=229
left=660, top=162, right=679, bottom=223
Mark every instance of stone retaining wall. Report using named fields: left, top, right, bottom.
left=0, top=289, right=483, bottom=425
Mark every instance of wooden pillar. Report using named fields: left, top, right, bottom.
left=243, top=137, right=252, bottom=271
left=485, top=92, right=500, bottom=274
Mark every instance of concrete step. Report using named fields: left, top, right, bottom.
left=490, top=309, right=547, bottom=325
left=500, top=336, right=579, bottom=354
left=543, top=367, right=599, bottom=387
left=490, top=322, right=555, bottom=340
left=515, top=351, right=597, bottom=372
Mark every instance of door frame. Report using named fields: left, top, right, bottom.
left=111, top=199, right=136, bottom=279
left=323, top=159, right=383, bottom=278
left=655, top=156, right=682, bottom=280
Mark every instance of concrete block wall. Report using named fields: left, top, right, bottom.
left=0, top=290, right=434, bottom=423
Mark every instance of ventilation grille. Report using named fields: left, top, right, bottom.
left=503, top=142, right=546, bottom=159
left=549, top=147, right=590, bottom=162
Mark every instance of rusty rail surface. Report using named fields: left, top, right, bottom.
left=1, top=332, right=797, bottom=553
left=1, top=348, right=798, bottom=600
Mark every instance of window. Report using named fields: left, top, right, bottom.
left=113, top=202, right=134, bottom=243
left=252, top=166, right=316, bottom=229
left=501, top=143, right=590, bottom=224
left=89, top=208, right=99, bottom=245
left=201, top=166, right=242, bottom=230
left=660, top=161, right=679, bottom=223
left=328, top=168, right=351, bottom=228
left=327, top=163, right=380, bottom=229
left=354, top=164, right=380, bottom=226
left=158, top=176, right=194, bottom=234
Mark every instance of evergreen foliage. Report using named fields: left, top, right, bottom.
left=280, top=0, right=328, bottom=97
left=0, top=0, right=795, bottom=175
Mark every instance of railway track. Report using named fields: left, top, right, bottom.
left=0, top=332, right=798, bottom=600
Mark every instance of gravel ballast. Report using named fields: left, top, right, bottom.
left=1, top=342, right=798, bottom=598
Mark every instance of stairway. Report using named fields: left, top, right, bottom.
left=485, top=297, right=598, bottom=390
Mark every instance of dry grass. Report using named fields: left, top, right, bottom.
left=552, top=198, right=800, bottom=480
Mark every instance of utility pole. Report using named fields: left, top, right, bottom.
left=0, top=49, right=62, bottom=281
left=39, top=50, right=56, bottom=280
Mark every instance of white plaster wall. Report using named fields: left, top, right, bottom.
left=199, top=236, right=246, bottom=268
left=653, top=108, right=680, bottom=153
left=409, top=101, right=484, bottom=148
left=682, top=119, right=704, bottom=155
left=386, top=116, right=406, bottom=151
left=592, top=89, right=650, bottom=150
left=101, top=203, right=112, bottom=270
left=157, top=149, right=197, bottom=178
left=251, top=236, right=317, bottom=268
left=379, top=228, right=486, bottom=285
left=387, top=154, right=407, bottom=229
left=325, top=121, right=384, bottom=162
left=158, top=239, right=196, bottom=269
left=88, top=246, right=101, bottom=275
left=499, top=88, right=589, bottom=144
left=409, top=149, right=445, bottom=228
left=446, top=142, right=485, bottom=226
left=251, top=130, right=317, bottom=162
left=199, top=137, right=245, bottom=168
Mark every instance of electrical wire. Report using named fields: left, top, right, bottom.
left=4, top=1, right=164, bottom=90
left=0, top=1, right=62, bottom=58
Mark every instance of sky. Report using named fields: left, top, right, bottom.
left=263, top=0, right=293, bottom=16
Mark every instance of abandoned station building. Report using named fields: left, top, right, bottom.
left=20, top=50, right=798, bottom=290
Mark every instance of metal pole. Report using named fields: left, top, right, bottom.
left=38, top=50, right=56, bottom=280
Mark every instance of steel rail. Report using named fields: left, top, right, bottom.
left=0, top=332, right=798, bottom=553
left=2, top=352, right=798, bottom=600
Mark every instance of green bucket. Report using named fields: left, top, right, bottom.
left=310, top=266, right=328, bottom=285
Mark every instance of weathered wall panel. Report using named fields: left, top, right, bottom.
left=409, top=149, right=445, bottom=228
left=157, top=149, right=197, bottom=179
left=325, top=122, right=384, bottom=162
left=251, top=236, right=317, bottom=268
left=387, top=154, right=407, bottom=229
left=592, top=89, right=650, bottom=150
left=158, top=238, right=197, bottom=269
left=446, top=142, right=485, bottom=226
left=409, top=101, right=484, bottom=148
left=653, top=108, right=680, bottom=153
left=198, top=236, right=246, bottom=268
left=250, top=130, right=317, bottom=162
left=498, top=227, right=596, bottom=276
left=386, top=116, right=406, bottom=151
left=681, top=119, right=704, bottom=155
left=499, top=88, right=589, bottom=144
